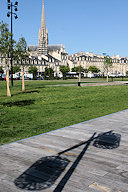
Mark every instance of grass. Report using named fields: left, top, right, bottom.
left=0, top=80, right=128, bottom=145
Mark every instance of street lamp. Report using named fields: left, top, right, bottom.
left=102, top=53, right=106, bottom=77
left=78, top=62, right=81, bottom=86
left=7, top=0, right=18, bottom=87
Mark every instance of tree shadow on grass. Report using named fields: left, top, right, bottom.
left=11, top=90, right=40, bottom=97
left=22, top=90, right=40, bottom=94
left=14, top=131, right=121, bottom=191
left=35, top=86, right=46, bottom=89
left=2, top=99, right=35, bottom=107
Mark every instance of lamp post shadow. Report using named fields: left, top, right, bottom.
left=14, top=130, right=121, bottom=191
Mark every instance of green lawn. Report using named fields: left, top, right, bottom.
left=0, top=80, right=128, bottom=145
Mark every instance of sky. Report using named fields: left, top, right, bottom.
left=0, top=0, right=128, bottom=57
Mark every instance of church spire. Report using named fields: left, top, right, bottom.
left=41, top=0, right=46, bottom=29
left=38, top=0, right=48, bottom=55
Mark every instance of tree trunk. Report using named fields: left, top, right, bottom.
left=106, top=69, right=109, bottom=82
left=6, top=68, right=11, bottom=97
left=22, top=67, right=25, bottom=92
left=63, top=73, right=66, bottom=80
left=79, top=72, right=81, bottom=82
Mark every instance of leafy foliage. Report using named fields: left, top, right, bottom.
left=14, top=37, right=29, bottom=63
left=84, top=68, right=88, bottom=73
left=10, top=65, right=21, bottom=74
left=28, top=66, right=38, bottom=79
left=60, top=65, right=70, bottom=79
left=88, top=66, right=100, bottom=73
left=72, top=66, right=86, bottom=73
left=44, top=67, right=54, bottom=80
left=104, top=56, right=112, bottom=82
left=0, top=21, right=13, bottom=96
left=0, top=66, right=4, bottom=74
left=0, top=21, right=15, bottom=58
left=104, top=56, right=112, bottom=72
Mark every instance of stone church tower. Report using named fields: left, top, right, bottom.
left=38, top=0, right=48, bottom=55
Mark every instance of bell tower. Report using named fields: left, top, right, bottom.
left=38, top=0, right=48, bottom=55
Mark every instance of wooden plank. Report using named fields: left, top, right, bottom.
left=0, top=109, right=128, bottom=192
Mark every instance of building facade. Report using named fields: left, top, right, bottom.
left=68, top=52, right=128, bottom=76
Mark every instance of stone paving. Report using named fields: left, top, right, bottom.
left=0, top=109, right=128, bottom=192
left=81, top=81, right=128, bottom=87
left=50, top=81, right=128, bottom=87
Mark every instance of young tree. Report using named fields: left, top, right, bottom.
left=104, top=56, right=112, bottom=82
left=72, top=66, right=85, bottom=73
left=60, top=65, right=70, bottom=79
left=84, top=68, right=88, bottom=73
left=72, top=66, right=87, bottom=82
left=0, top=66, right=4, bottom=74
left=44, top=67, right=54, bottom=80
left=9, top=65, right=21, bottom=74
left=88, top=66, right=100, bottom=73
left=0, top=21, right=14, bottom=96
left=28, top=66, right=38, bottom=80
left=72, top=67, right=78, bottom=72
left=15, top=37, right=29, bottom=91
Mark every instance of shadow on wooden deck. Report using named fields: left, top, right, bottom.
left=14, top=131, right=121, bottom=191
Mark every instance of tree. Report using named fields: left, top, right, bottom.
left=104, top=56, right=112, bottom=82
left=84, top=68, right=88, bottom=73
left=9, top=65, right=21, bottom=74
left=15, top=37, right=29, bottom=91
left=72, top=66, right=86, bottom=73
left=71, top=67, right=77, bottom=72
left=60, top=65, right=70, bottom=79
left=28, top=66, right=38, bottom=79
left=0, top=21, right=15, bottom=96
left=0, top=66, right=4, bottom=74
left=88, top=66, right=100, bottom=73
left=72, top=66, right=87, bottom=81
left=44, top=67, right=54, bottom=80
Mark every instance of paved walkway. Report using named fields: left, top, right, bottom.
left=50, top=81, right=128, bottom=87
left=81, top=81, right=128, bottom=87
left=0, top=110, right=128, bottom=192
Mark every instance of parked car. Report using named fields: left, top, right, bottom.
left=0, top=73, right=20, bottom=81
left=37, top=75, right=44, bottom=80
left=109, top=74, right=116, bottom=77
left=2, top=74, right=11, bottom=81
left=2, top=74, right=7, bottom=81
left=13, top=74, right=20, bottom=80
left=24, top=73, right=33, bottom=80
left=117, top=74, right=125, bottom=77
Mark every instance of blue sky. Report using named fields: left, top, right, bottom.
left=0, top=0, right=128, bottom=57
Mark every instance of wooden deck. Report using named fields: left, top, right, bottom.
left=0, top=110, right=128, bottom=192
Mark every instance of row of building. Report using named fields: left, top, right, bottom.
left=0, top=0, right=128, bottom=77
left=69, top=52, right=128, bottom=76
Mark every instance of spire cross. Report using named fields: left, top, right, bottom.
left=41, top=0, right=45, bottom=29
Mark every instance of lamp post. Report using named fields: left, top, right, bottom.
left=7, top=0, right=18, bottom=87
left=78, top=63, right=81, bottom=86
left=102, top=53, right=106, bottom=77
